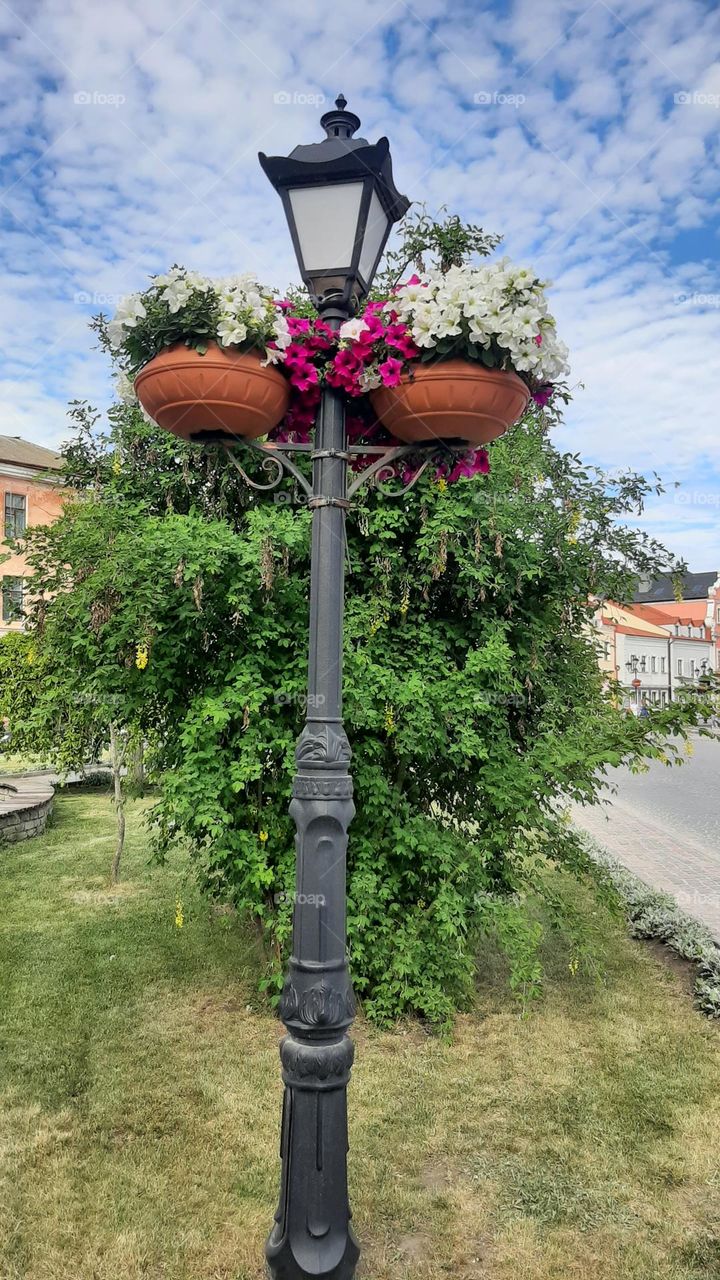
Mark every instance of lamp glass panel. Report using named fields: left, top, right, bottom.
left=358, top=188, right=390, bottom=286
left=288, top=182, right=364, bottom=275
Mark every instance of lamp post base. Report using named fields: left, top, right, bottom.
left=264, top=1031, right=359, bottom=1280
left=267, top=1225, right=359, bottom=1280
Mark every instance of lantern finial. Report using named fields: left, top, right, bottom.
left=320, top=94, right=361, bottom=141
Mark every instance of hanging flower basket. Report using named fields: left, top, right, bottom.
left=329, top=260, right=568, bottom=447
left=369, top=358, right=530, bottom=444
left=134, top=342, right=290, bottom=441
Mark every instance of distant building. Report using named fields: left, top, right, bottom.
left=634, top=570, right=720, bottom=671
left=594, top=593, right=716, bottom=709
left=0, top=435, right=64, bottom=636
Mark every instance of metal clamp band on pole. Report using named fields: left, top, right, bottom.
left=307, top=496, right=353, bottom=510
left=311, top=448, right=352, bottom=461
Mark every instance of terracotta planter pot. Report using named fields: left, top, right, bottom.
left=134, top=342, right=290, bottom=442
left=369, top=358, right=530, bottom=445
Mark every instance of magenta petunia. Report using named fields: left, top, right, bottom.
left=532, top=384, right=553, bottom=407
left=287, top=316, right=312, bottom=336
left=377, top=357, right=404, bottom=387
left=283, top=342, right=312, bottom=368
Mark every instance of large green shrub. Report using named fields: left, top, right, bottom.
left=5, top=396, right=715, bottom=1028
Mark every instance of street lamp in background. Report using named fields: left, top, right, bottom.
left=626, top=654, right=642, bottom=709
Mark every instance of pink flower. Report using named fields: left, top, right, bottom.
left=385, top=322, right=419, bottom=360
left=378, top=357, right=404, bottom=387
left=307, top=319, right=334, bottom=351
left=352, top=313, right=386, bottom=348
left=287, top=316, right=311, bottom=336
left=290, top=364, right=319, bottom=392
left=326, top=362, right=363, bottom=395
left=446, top=449, right=491, bottom=483
left=533, top=333, right=543, bottom=347
left=284, top=342, right=311, bottom=368
left=334, top=348, right=363, bottom=373
left=532, top=384, right=553, bottom=408
left=274, top=299, right=293, bottom=312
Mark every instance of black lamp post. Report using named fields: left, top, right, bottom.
left=147, top=95, right=457, bottom=1278
left=626, top=654, right=641, bottom=708
left=254, top=98, right=409, bottom=1279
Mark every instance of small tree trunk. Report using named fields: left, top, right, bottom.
left=109, top=723, right=125, bottom=885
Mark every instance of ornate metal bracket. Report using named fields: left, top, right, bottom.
left=346, top=444, right=434, bottom=499
left=222, top=440, right=313, bottom=497
left=220, top=436, right=467, bottom=502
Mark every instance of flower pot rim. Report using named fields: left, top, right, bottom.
left=396, top=357, right=529, bottom=386
left=134, top=339, right=270, bottom=381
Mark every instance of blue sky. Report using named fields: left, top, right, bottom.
left=1, top=0, right=719, bottom=566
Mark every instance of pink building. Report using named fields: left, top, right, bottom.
left=1, top=436, right=64, bottom=635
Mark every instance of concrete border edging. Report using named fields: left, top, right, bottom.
left=0, top=779, right=55, bottom=844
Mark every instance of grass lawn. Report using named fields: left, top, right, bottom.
left=0, top=752, right=52, bottom=776
left=1, top=792, right=719, bottom=1279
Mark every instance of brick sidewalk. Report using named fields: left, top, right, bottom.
left=573, top=799, right=720, bottom=943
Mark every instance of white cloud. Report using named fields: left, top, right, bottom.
left=0, top=0, right=718, bottom=567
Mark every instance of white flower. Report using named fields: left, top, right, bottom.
left=430, top=303, right=463, bottom=338
left=359, top=368, right=383, bottom=391
left=161, top=279, right=194, bottom=313
left=379, top=258, right=568, bottom=384
left=113, top=294, right=146, bottom=329
left=339, top=318, right=369, bottom=341
left=272, top=314, right=292, bottom=350
left=107, top=319, right=126, bottom=350
left=217, top=316, right=248, bottom=346
left=410, top=304, right=439, bottom=348
left=153, top=266, right=184, bottom=287
left=114, top=370, right=136, bottom=405
left=184, top=270, right=211, bottom=292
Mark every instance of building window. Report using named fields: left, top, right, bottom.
left=4, top=493, right=26, bottom=540
left=677, top=658, right=683, bottom=676
left=651, top=656, right=656, bottom=673
left=661, top=656, right=666, bottom=673
left=640, top=656, right=647, bottom=672
left=1, top=576, right=24, bottom=622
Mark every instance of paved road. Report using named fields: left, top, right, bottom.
left=573, top=735, right=720, bottom=941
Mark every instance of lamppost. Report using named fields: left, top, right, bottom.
left=626, top=654, right=641, bottom=709
left=211, top=96, right=415, bottom=1280
left=142, top=96, right=488, bottom=1278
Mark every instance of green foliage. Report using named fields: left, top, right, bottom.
left=375, top=204, right=503, bottom=289
left=6, top=209, right=716, bottom=1023
left=6, top=394, right=719, bottom=1027
left=94, top=273, right=222, bottom=371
